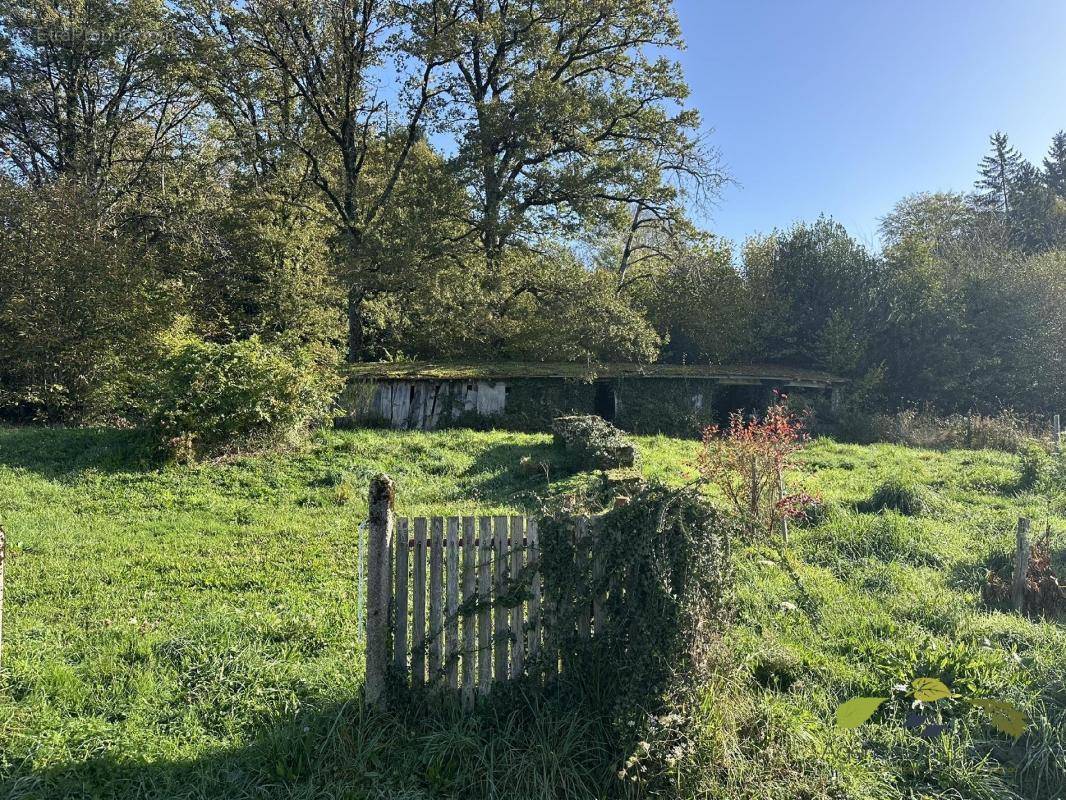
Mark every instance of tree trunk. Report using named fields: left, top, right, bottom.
left=347, top=288, right=364, bottom=363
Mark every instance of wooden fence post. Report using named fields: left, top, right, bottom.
left=1013, top=517, right=1031, bottom=614
left=461, top=516, right=476, bottom=705
left=366, top=475, right=395, bottom=708
left=509, top=516, right=525, bottom=678
left=777, top=464, right=789, bottom=546
left=1054, top=414, right=1061, bottom=453
left=429, top=517, right=444, bottom=684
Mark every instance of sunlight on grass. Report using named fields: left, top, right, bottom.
left=1, top=426, right=1064, bottom=798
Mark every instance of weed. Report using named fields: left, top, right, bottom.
left=862, top=476, right=931, bottom=516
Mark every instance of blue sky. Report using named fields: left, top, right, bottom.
left=674, top=0, right=1066, bottom=249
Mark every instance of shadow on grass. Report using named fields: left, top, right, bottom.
left=463, top=439, right=582, bottom=510
left=4, top=687, right=613, bottom=800
left=0, top=426, right=163, bottom=479
left=2, top=700, right=381, bottom=800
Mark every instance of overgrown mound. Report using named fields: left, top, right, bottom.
left=535, top=483, right=737, bottom=792
left=552, top=415, right=639, bottom=470
left=861, top=476, right=931, bottom=516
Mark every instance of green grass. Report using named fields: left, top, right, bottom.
left=0, top=426, right=1064, bottom=798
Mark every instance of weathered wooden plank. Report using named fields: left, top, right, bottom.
left=412, top=517, right=427, bottom=686
left=392, top=382, right=412, bottom=430
left=509, top=516, right=526, bottom=678
left=527, top=519, right=540, bottom=664
left=393, top=517, right=409, bottom=677
left=576, top=516, right=591, bottom=641
left=476, top=381, right=507, bottom=416
left=477, top=517, right=493, bottom=694
left=591, top=517, right=605, bottom=637
left=429, top=516, right=444, bottom=683
left=446, top=517, right=460, bottom=689
left=493, top=515, right=510, bottom=682
left=461, top=516, right=477, bottom=703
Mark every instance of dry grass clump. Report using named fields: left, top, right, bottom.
left=869, top=408, right=1039, bottom=452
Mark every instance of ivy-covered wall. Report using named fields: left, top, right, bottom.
left=613, top=378, right=718, bottom=436
left=475, top=378, right=596, bottom=431
left=342, top=376, right=812, bottom=437
left=468, top=378, right=726, bottom=436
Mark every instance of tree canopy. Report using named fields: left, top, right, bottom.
left=2, top=0, right=1066, bottom=425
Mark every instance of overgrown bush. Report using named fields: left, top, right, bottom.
left=535, top=484, right=737, bottom=794
left=1017, top=441, right=1052, bottom=491
left=862, top=476, right=930, bottom=516
left=552, top=415, right=639, bottom=470
left=145, top=331, right=341, bottom=459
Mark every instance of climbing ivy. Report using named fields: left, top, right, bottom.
left=532, top=483, right=736, bottom=727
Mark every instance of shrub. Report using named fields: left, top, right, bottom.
left=862, top=476, right=930, bottom=516
left=699, top=396, right=815, bottom=542
left=983, top=537, right=1066, bottom=616
left=1017, top=441, right=1052, bottom=491
left=145, top=332, right=341, bottom=458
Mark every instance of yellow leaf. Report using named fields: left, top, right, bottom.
left=969, top=698, right=1026, bottom=738
left=912, top=677, right=952, bottom=702
left=835, top=696, right=887, bottom=729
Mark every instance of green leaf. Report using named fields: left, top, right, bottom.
left=968, top=698, right=1026, bottom=738
left=912, top=677, right=952, bottom=702
left=835, top=696, right=888, bottom=729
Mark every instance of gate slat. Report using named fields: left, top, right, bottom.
left=446, top=517, right=460, bottom=690
left=461, top=516, right=476, bottom=703
left=493, top=515, right=509, bottom=682
left=429, top=517, right=444, bottom=683
left=477, top=517, right=492, bottom=694
left=509, top=516, right=525, bottom=678
left=393, top=517, right=409, bottom=677
left=592, top=518, right=605, bottom=636
left=528, top=518, right=541, bottom=664
left=576, top=516, right=591, bottom=641
left=412, top=517, right=427, bottom=686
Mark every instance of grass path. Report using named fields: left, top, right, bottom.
left=0, top=426, right=1063, bottom=798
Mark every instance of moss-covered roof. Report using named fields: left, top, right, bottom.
left=346, top=361, right=844, bottom=387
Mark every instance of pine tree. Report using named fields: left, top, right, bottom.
left=975, top=132, right=1027, bottom=216
left=1044, top=131, right=1066, bottom=198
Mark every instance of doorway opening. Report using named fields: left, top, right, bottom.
left=594, top=380, right=617, bottom=421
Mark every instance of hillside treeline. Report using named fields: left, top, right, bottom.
left=2, top=0, right=1065, bottom=425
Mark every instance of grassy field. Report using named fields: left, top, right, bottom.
left=0, top=425, right=1064, bottom=799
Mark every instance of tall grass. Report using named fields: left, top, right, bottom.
left=866, top=408, right=1043, bottom=452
